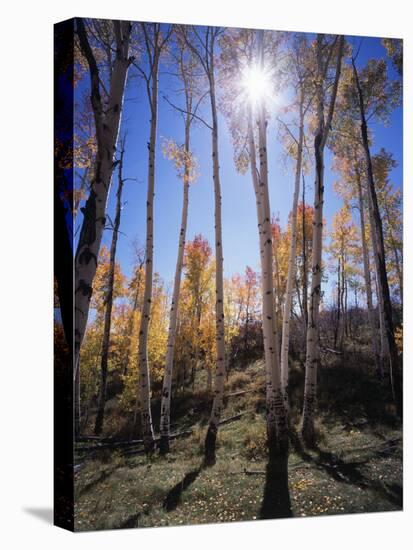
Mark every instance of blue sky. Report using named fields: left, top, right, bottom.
left=75, top=30, right=402, bottom=300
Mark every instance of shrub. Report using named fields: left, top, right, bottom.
left=227, top=371, right=250, bottom=392
left=242, top=420, right=267, bottom=461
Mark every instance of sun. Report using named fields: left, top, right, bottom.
left=241, top=64, right=272, bottom=106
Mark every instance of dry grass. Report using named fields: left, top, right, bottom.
left=74, top=357, right=402, bottom=531
left=226, top=371, right=250, bottom=392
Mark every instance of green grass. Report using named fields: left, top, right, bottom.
left=74, top=357, right=402, bottom=531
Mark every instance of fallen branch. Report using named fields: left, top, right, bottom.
left=76, top=439, right=144, bottom=452
left=340, top=438, right=402, bottom=457
left=218, top=410, right=255, bottom=426
left=75, top=429, right=193, bottom=453
left=76, top=410, right=257, bottom=462
left=228, top=461, right=310, bottom=477
left=225, top=388, right=258, bottom=398
left=320, top=347, right=342, bottom=355
left=76, top=435, right=103, bottom=442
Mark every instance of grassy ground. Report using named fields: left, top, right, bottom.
left=74, top=358, right=402, bottom=531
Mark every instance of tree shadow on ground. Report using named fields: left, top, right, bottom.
left=290, top=430, right=402, bottom=508
left=118, top=511, right=142, bottom=529
left=288, top=360, right=400, bottom=432
left=117, top=463, right=203, bottom=528
left=163, top=465, right=203, bottom=512
left=259, top=453, right=293, bottom=519
left=77, top=466, right=117, bottom=498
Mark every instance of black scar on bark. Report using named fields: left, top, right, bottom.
left=76, top=280, right=93, bottom=298
left=77, top=190, right=97, bottom=250
left=77, top=248, right=97, bottom=267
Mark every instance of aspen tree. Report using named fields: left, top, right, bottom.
left=219, top=27, right=289, bottom=455
left=182, top=26, right=227, bottom=465
left=134, top=23, right=172, bottom=453
left=352, top=58, right=402, bottom=415
left=159, top=34, right=201, bottom=452
left=278, top=34, right=314, bottom=403
left=94, top=143, right=126, bottom=435
left=301, top=35, right=344, bottom=446
left=74, top=19, right=132, bottom=437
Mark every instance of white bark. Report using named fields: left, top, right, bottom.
left=138, top=47, right=160, bottom=453
left=247, top=111, right=272, bottom=404
left=135, top=24, right=173, bottom=452
left=356, top=169, right=381, bottom=375
left=352, top=58, right=401, bottom=416
left=382, top=201, right=403, bottom=304
left=74, top=21, right=131, bottom=441
left=183, top=27, right=227, bottom=465
left=301, top=136, right=324, bottom=445
left=339, top=251, right=346, bottom=346
left=280, top=109, right=304, bottom=400
left=301, top=35, right=344, bottom=446
left=301, top=177, right=309, bottom=331
left=244, top=30, right=289, bottom=457
left=74, top=20, right=131, bottom=376
left=257, top=97, right=289, bottom=455
left=159, top=123, right=190, bottom=454
left=94, top=147, right=125, bottom=435
left=334, top=256, right=342, bottom=348
left=205, top=59, right=227, bottom=464
left=247, top=107, right=288, bottom=455
left=366, top=180, right=388, bottom=363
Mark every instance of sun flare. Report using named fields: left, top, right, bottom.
left=241, top=65, right=272, bottom=105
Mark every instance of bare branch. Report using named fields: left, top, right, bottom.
left=162, top=93, right=213, bottom=130
left=276, top=117, right=299, bottom=146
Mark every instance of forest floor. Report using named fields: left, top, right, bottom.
left=74, top=357, right=403, bottom=531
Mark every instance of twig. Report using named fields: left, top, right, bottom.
left=162, top=94, right=213, bottom=130
left=320, top=346, right=342, bottom=355
left=218, top=410, right=255, bottom=426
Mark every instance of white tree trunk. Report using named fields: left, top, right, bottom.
left=366, top=183, right=388, bottom=363
left=390, top=236, right=403, bottom=305
left=334, top=257, right=341, bottom=348
left=94, top=148, right=125, bottom=435
left=301, top=176, right=309, bottom=331
left=245, top=31, right=289, bottom=458
left=383, top=202, right=403, bottom=304
left=356, top=171, right=381, bottom=376
left=138, top=53, right=160, bottom=454
left=74, top=20, right=131, bottom=377
left=74, top=21, right=131, bottom=440
left=257, top=97, right=289, bottom=456
left=204, top=67, right=227, bottom=466
left=352, top=59, right=401, bottom=416
left=301, top=35, right=344, bottom=446
left=339, top=252, right=346, bottom=346
left=301, top=128, right=324, bottom=446
left=247, top=110, right=273, bottom=407
left=280, top=113, right=304, bottom=401
left=159, top=124, right=190, bottom=455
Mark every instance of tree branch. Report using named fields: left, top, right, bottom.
left=276, top=117, right=299, bottom=146
left=162, top=94, right=213, bottom=130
